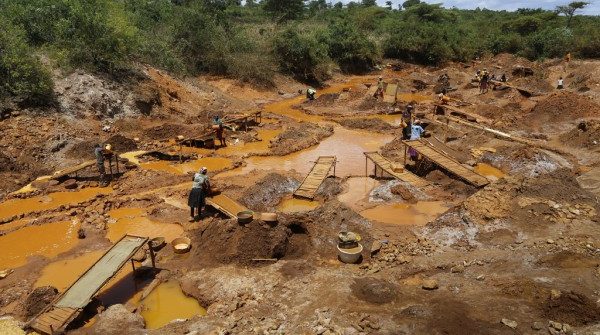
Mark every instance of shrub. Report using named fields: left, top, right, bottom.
left=273, top=27, right=331, bottom=83
left=324, top=19, right=378, bottom=73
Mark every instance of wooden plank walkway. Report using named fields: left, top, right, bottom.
left=364, top=152, right=429, bottom=188
left=366, top=84, right=378, bottom=97
left=383, top=83, right=398, bottom=104
left=50, top=160, right=96, bottom=180
left=206, top=193, right=249, bottom=218
left=293, top=156, right=337, bottom=199
left=436, top=104, right=492, bottom=124
left=30, top=235, right=149, bottom=334
left=403, top=139, right=489, bottom=187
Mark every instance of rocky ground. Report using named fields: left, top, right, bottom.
left=1, top=54, right=600, bottom=335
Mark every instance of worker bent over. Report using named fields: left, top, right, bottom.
left=94, top=144, right=112, bottom=186
left=188, top=167, right=210, bottom=222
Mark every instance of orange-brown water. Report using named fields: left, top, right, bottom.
left=139, top=281, right=206, bottom=329
left=106, top=208, right=184, bottom=243
left=337, top=177, right=380, bottom=209
left=35, top=250, right=105, bottom=291
left=217, top=129, right=282, bottom=156
left=474, top=163, right=506, bottom=180
left=216, top=127, right=393, bottom=178
left=277, top=198, right=320, bottom=213
left=140, top=157, right=233, bottom=175
left=0, top=187, right=112, bottom=221
left=360, top=202, right=449, bottom=226
left=0, top=220, right=80, bottom=269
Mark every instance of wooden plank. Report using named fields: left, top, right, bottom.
left=403, top=139, right=489, bottom=187
left=436, top=104, right=492, bottom=124
left=383, top=83, right=397, bottom=104
left=51, top=160, right=96, bottom=180
left=294, top=156, right=336, bottom=200
left=364, top=152, right=429, bottom=188
left=366, top=85, right=378, bottom=97
left=206, top=193, right=249, bottom=218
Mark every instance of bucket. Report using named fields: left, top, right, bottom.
left=337, top=243, right=363, bottom=264
left=237, top=211, right=254, bottom=224
left=171, top=237, right=191, bottom=254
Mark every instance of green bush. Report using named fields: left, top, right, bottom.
left=0, top=21, right=54, bottom=105
left=273, top=27, right=331, bottom=83
left=324, top=19, right=378, bottom=73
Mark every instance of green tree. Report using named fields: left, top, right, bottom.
left=402, top=0, right=421, bottom=9
left=273, top=27, right=330, bottom=83
left=386, top=1, right=393, bottom=10
left=362, top=0, right=377, bottom=6
left=556, top=1, right=589, bottom=27
left=263, top=0, right=305, bottom=21
left=325, top=19, right=378, bottom=72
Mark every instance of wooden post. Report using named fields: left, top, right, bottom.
left=130, top=259, right=135, bottom=272
left=148, top=241, right=156, bottom=269
left=333, top=161, right=336, bottom=177
left=404, top=145, right=408, bottom=165
left=365, top=157, right=368, bottom=177
left=116, top=155, right=120, bottom=174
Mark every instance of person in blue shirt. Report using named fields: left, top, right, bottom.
left=409, top=120, right=425, bottom=160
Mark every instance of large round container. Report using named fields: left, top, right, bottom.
left=337, top=243, right=363, bottom=264
left=237, top=211, right=254, bottom=224
left=171, top=237, right=191, bottom=254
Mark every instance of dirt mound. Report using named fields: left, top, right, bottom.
left=336, top=118, right=398, bottom=132
left=270, top=123, right=333, bottom=156
left=0, top=152, right=18, bottom=173
left=24, top=286, right=58, bottom=318
left=543, top=291, right=600, bottom=326
left=356, top=97, right=390, bottom=111
left=239, top=173, right=298, bottom=212
left=106, top=134, right=138, bottom=152
left=559, top=120, right=600, bottom=149
left=145, top=123, right=190, bottom=140
left=351, top=278, right=398, bottom=304
left=529, top=91, right=600, bottom=125
left=308, top=93, right=339, bottom=107
left=65, top=135, right=138, bottom=159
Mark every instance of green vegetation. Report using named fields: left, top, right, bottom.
left=0, top=0, right=598, bottom=105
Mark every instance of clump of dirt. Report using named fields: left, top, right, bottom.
left=316, top=177, right=343, bottom=199
left=66, top=135, right=138, bottom=159
left=106, top=134, right=138, bottom=152
left=336, top=118, right=398, bottom=133
left=270, top=123, right=333, bottom=156
left=543, top=291, right=600, bottom=326
left=559, top=120, right=600, bottom=149
left=391, top=184, right=417, bottom=203
left=145, top=123, right=190, bottom=140
left=24, top=286, right=58, bottom=318
left=307, top=93, right=339, bottom=107
left=351, top=278, right=398, bottom=304
left=0, top=152, right=18, bottom=173
left=425, top=170, right=476, bottom=200
left=528, top=91, right=600, bottom=126
left=239, top=173, right=298, bottom=212
left=356, top=97, right=390, bottom=111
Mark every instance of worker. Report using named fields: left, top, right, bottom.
left=408, top=120, right=425, bottom=160
left=212, top=116, right=226, bottom=147
left=480, top=69, right=489, bottom=94
left=94, top=144, right=106, bottom=186
left=188, top=167, right=210, bottom=222
left=557, top=77, right=564, bottom=89
left=566, top=52, right=571, bottom=63
left=402, top=103, right=415, bottom=140
left=307, top=88, right=316, bottom=100
left=438, top=93, right=451, bottom=105
left=501, top=73, right=507, bottom=83
left=375, top=76, right=384, bottom=98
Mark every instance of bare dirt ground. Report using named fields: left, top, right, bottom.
left=2, top=54, right=600, bottom=335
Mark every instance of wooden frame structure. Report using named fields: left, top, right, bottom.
left=293, top=156, right=337, bottom=200
left=363, top=152, right=429, bottom=188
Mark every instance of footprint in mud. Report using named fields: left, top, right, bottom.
left=351, top=277, right=398, bottom=304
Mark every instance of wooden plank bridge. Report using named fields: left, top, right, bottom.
left=29, top=235, right=152, bottom=334
left=223, top=110, right=262, bottom=131
left=403, top=139, right=489, bottom=187
left=364, top=152, right=429, bottom=188
left=293, top=156, right=337, bottom=199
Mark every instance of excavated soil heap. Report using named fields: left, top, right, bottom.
left=145, top=123, right=190, bottom=140
left=240, top=173, right=298, bottom=212
left=66, top=135, right=138, bottom=159
left=270, top=123, right=333, bottom=156
left=559, top=120, right=600, bottom=149
left=528, top=92, right=600, bottom=126
left=0, top=152, right=18, bottom=173
left=336, top=118, right=398, bottom=132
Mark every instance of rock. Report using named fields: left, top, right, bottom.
left=0, top=269, right=13, bottom=279
left=501, top=318, right=518, bottom=329
left=422, top=279, right=439, bottom=290
left=24, top=286, right=58, bottom=318
left=371, top=241, right=382, bottom=256
left=476, top=275, right=485, bottom=281
left=532, top=321, right=544, bottom=330
left=91, top=304, right=145, bottom=335
left=63, top=179, right=78, bottom=190
left=550, top=289, right=562, bottom=300
left=547, top=239, right=555, bottom=244
left=450, top=265, right=464, bottom=273
left=77, top=228, right=86, bottom=239
left=549, top=320, right=562, bottom=330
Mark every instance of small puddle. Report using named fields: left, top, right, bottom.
left=120, top=150, right=150, bottom=165
left=106, top=208, right=184, bottom=243
left=35, top=250, right=105, bottom=291
left=338, top=177, right=380, bottom=209
left=474, top=163, right=506, bottom=180
left=0, top=220, right=80, bottom=269
left=0, top=187, right=112, bottom=221
left=140, top=157, right=233, bottom=175
left=217, top=129, right=282, bottom=156
left=217, top=127, right=393, bottom=178
left=277, top=198, right=320, bottom=213
left=360, top=202, right=449, bottom=226
left=139, top=281, right=206, bottom=329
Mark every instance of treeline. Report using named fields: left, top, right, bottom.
left=1, top=0, right=599, bottom=106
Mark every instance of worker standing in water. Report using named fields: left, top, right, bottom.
left=306, top=88, right=316, bottom=100
left=188, top=167, right=210, bottom=222
left=212, top=116, right=226, bottom=147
